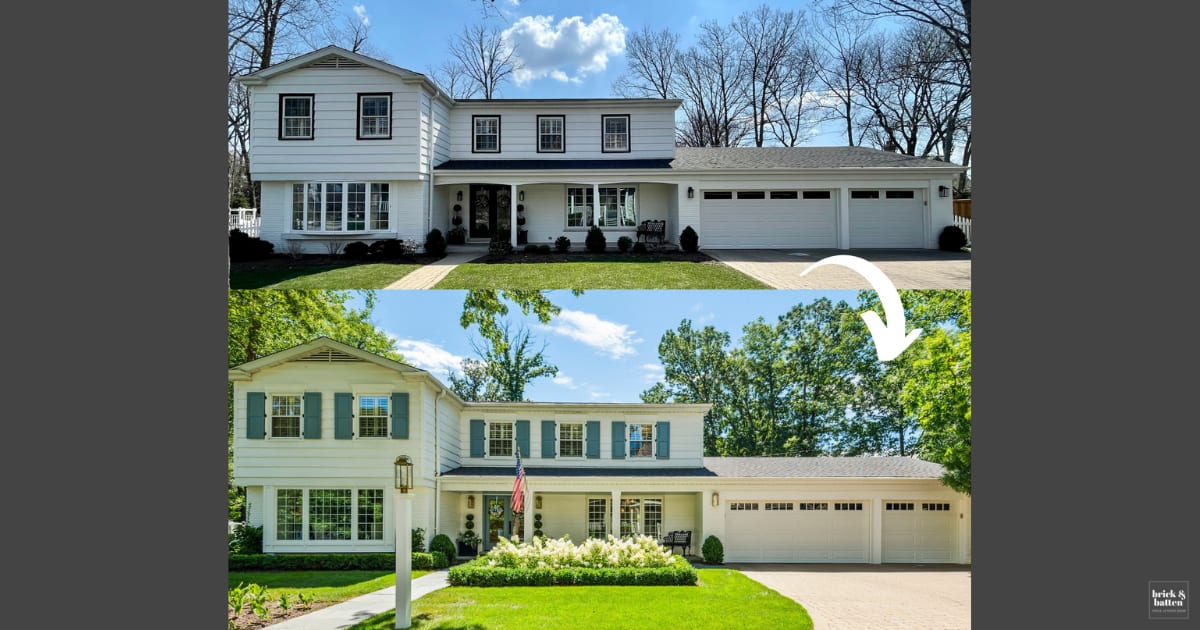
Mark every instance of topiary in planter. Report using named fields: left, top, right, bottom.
left=555, top=236, right=571, bottom=252
left=447, top=227, right=466, bottom=245
left=425, top=229, right=447, bottom=256
left=343, top=241, right=370, bottom=259
left=617, top=236, right=633, bottom=252
left=452, top=215, right=463, bottom=226
left=701, top=535, right=724, bottom=564
left=488, top=230, right=513, bottom=256
left=679, top=226, right=699, bottom=253
left=585, top=226, right=607, bottom=253
left=938, top=225, right=968, bottom=250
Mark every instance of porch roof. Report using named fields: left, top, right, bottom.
left=434, top=158, right=674, bottom=171
left=442, top=466, right=716, bottom=478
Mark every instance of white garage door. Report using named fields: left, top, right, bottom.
left=849, top=190, right=925, bottom=248
left=882, top=501, right=956, bottom=563
left=700, top=191, right=837, bottom=248
left=724, top=500, right=870, bottom=562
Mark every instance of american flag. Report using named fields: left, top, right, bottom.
left=511, top=447, right=527, bottom=514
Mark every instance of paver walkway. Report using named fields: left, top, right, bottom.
left=265, top=569, right=450, bottom=630
left=732, top=563, right=971, bottom=630
left=706, top=249, right=971, bottom=289
left=385, top=249, right=485, bottom=289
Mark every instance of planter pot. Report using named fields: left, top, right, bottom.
left=517, top=230, right=528, bottom=245
left=457, top=542, right=478, bottom=557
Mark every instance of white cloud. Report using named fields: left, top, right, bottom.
left=588, top=390, right=612, bottom=401
left=389, top=338, right=464, bottom=378
left=353, top=3, right=369, bottom=26
left=640, top=363, right=665, bottom=383
left=552, top=375, right=577, bottom=389
left=541, top=309, right=640, bottom=358
left=503, top=14, right=626, bottom=86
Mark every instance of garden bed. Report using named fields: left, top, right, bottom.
left=229, top=252, right=444, bottom=273
left=474, top=249, right=712, bottom=265
left=448, top=535, right=698, bottom=587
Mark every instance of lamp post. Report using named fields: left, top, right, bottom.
left=394, top=455, right=414, bottom=629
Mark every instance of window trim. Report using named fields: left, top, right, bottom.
left=618, top=496, right=664, bottom=538
left=274, top=487, right=387, bottom=545
left=355, top=393, right=390, bottom=439
left=268, top=393, right=303, bottom=439
left=472, top=115, right=502, bottom=153
left=586, top=497, right=609, bottom=539
left=290, top=181, right=390, bottom=233
left=564, top=185, right=638, bottom=231
left=600, top=114, right=631, bottom=153
left=626, top=422, right=656, bottom=459
left=356, top=92, right=392, bottom=140
left=536, top=115, right=566, bottom=153
left=278, top=94, right=315, bottom=140
left=556, top=421, right=585, bottom=458
left=486, top=420, right=515, bottom=458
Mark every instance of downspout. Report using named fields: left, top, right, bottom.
left=433, top=387, right=445, bottom=537
left=425, top=91, right=435, bottom=241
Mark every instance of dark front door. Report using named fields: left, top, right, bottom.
left=469, top=185, right=512, bottom=240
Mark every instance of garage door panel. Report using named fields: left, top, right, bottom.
left=882, top=501, right=956, bottom=563
left=849, top=193, right=925, bottom=248
left=701, top=197, right=837, bottom=249
left=724, top=500, right=869, bottom=563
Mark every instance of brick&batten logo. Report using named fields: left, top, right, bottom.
left=1149, top=580, right=1189, bottom=620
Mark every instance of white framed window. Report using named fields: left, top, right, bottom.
left=558, top=422, right=584, bottom=457
left=276, top=489, right=303, bottom=540
left=274, top=488, right=386, bottom=543
left=601, top=114, right=630, bottom=152
left=537, top=115, right=565, bottom=152
left=357, top=395, right=389, bottom=438
left=269, top=394, right=301, bottom=438
left=566, top=187, right=593, bottom=228
left=488, top=421, right=514, bottom=457
left=618, top=497, right=663, bottom=538
left=279, top=94, right=314, bottom=140
left=291, top=182, right=389, bottom=232
left=627, top=423, right=654, bottom=458
left=473, top=115, right=500, bottom=152
left=357, top=93, right=391, bottom=139
left=357, top=489, right=384, bottom=540
left=566, top=186, right=636, bottom=229
left=308, top=489, right=352, bottom=540
left=587, top=498, right=608, bottom=539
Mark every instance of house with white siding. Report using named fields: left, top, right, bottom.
left=230, top=337, right=971, bottom=564
left=236, top=46, right=965, bottom=254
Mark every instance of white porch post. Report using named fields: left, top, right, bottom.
left=523, top=484, right=534, bottom=541
left=394, top=490, right=413, bottom=629
left=610, top=490, right=621, bottom=538
left=592, top=183, right=600, bottom=230
left=510, top=184, right=519, bottom=248
left=838, top=186, right=852, bottom=250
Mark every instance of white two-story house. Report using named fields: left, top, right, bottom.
left=236, top=46, right=965, bottom=253
left=230, top=337, right=971, bottom=564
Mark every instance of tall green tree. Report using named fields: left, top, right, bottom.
left=450, top=324, right=559, bottom=402
left=642, top=320, right=734, bottom=455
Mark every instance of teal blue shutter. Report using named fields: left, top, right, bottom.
left=303, top=392, right=321, bottom=439
left=515, top=420, right=530, bottom=458
left=334, top=393, right=353, bottom=439
left=246, top=392, right=266, bottom=439
left=655, top=422, right=670, bottom=459
left=391, top=393, right=410, bottom=439
left=470, top=420, right=485, bottom=457
left=586, top=421, right=600, bottom=459
left=612, top=421, right=626, bottom=459
left=541, top=420, right=556, bottom=458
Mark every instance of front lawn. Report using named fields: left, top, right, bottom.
left=436, top=260, right=769, bottom=289
left=347, top=568, right=812, bottom=630
left=228, top=570, right=431, bottom=629
left=229, top=262, right=424, bottom=289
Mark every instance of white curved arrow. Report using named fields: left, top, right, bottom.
left=799, top=255, right=922, bottom=361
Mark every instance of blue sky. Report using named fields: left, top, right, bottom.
left=355, top=290, right=863, bottom=403
left=336, top=0, right=851, bottom=145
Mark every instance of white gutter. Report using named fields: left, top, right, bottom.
left=425, top=90, right=435, bottom=241
left=433, top=387, right=445, bottom=538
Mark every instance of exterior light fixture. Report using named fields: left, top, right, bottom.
left=535, top=495, right=542, bottom=509
left=938, top=185, right=950, bottom=198
left=687, top=186, right=694, bottom=199
left=467, top=495, right=475, bottom=509
left=394, top=455, right=414, bottom=493
left=518, top=190, right=525, bottom=202
left=456, top=190, right=463, bottom=202
left=711, top=492, right=719, bottom=507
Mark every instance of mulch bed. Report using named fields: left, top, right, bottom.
left=472, top=250, right=712, bottom=264
left=230, top=600, right=334, bottom=629
left=230, top=253, right=445, bottom=272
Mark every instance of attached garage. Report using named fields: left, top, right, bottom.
left=882, top=501, right=957, bottom=563
left=699, top=190, right=837, bottom=249
left=848, top=190, right=926, bottom=248
left=723, top=500, right=870, bottom=562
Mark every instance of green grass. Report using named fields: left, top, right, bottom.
left=435, top=260, right=770, bottom=289
left=229, top=263, right=423, bottom=289
left=347, top=568, right=811, bottom=630
left=228, top=569, right=431, bottom=603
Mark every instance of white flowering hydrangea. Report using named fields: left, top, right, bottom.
left=482, top=534, right=674, bottom=569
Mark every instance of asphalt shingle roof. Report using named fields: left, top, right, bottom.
left=671, top=146, right=957, bottom=170
left=702, top=456, right=945, bottom=478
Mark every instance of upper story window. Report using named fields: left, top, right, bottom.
left=538, top=115, right=565, bottom=153
left=270, top=395, right=302, bottom=438
left=489, top=421, right=514, bottom=456
left=357, top=93, right=391, bottom=139
left=559, top=423, right=584, bottom=457
left=628, top=423, right=654, bottom=457
left=357, top=395, right=389, bottom=438
left=292, top=182, right=389, bottom=232
left=473, top=115, right=501, bottom=153
left=601, top=114, right=630, bottom=152
left=279, top=94, right=314, bottom=140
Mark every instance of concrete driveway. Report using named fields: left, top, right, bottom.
left=706, top=249, right=971, bottom=289
left=731, top=563, right=971, bottom=630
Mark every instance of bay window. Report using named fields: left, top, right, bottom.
left=291, top=182, right=389, bottom=232
left=273, top=488, right=385, bottom=543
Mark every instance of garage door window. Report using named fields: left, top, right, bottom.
left=770, top=191, right=798, bottom=199
left=835, top=502, right=863, bottom=511
left=764, top=502, right=793, bottom=511
left=703, top=191, right=732, bottom=200
left=885, top=502, right=914, bottom=511
left=802, top=191, right=831, bottom=199
left=886, top=190, right=914, bottom=199
left=736, top=191, right=765, bottom=199
left=923, top=503, right=950, bottom=511
left=729, top=502, right=759, bottom=511
left=851, top=191, right=879, bottom=199
left=798, top=502, right=828, bottom=510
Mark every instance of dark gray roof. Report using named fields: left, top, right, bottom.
left=455, top=98, right=676, bottom=104
left=702, top=457, right=945, bottom=478
left=435, top=159, right=673, bottom=171
left=442, top=466, right=717, bottom=478
left=672, top=146, right=961, bottom=170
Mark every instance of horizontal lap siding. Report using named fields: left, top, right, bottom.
left=448, top=106, right=676, bottom=160
left=520, top=183, right=672, bottom=247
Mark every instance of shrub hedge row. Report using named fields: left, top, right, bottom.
left=447, top=554, right=697, bottom=587
left=229, top=551, right=447, bottom=571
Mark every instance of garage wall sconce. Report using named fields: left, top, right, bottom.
left=938, top=185, right=950, bottom=198
left=687, top=186, right=694, bottom=199
left=467, top=495, right=475, bottom=509
left=711, top=492, right=719, bottom=507
left=518, top=190, right=525, bottom=202
left=456, top=190, right=463, bottom=202
left=535, top=495, right=542, bottom=509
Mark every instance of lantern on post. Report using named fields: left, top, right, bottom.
left=393, top=455, right=414, bottom=628
left=394, top=455, right=414, bottom=492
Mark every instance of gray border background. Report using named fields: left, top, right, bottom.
left=6, top=1, right=1200, bottom=628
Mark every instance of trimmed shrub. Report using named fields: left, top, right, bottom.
left=938, top=225, right=968, bottom=250
left=537, top=244, right=552, bottom=254
left=232, top=553, right=417, bottom=571
left=229, top=229, right=274, bottom=262
left=523, top=244, right=541, bottom=253
left=430, top=534, right=457, bottom=565
left=488, top=230, right=513, bottom=256
left=228, top=524, right=263, bottom=555
left=679, top=226, right=699, bottom=253
left=412, top=527, right=427, bottom=553
left=617, top=236, right=633, bottom=252
left=585, top=226, right=607, bottom=253
left=554, top=236, right=571, bottom=252
left=424, top=229, right=448, bottom=256
left=415, top=551, right=448, bottom=570
left=448, top=554, right=697, bottom=587
left=701, top=535, right=724, bottom=564
left=343, top=241, right=370, bottom=259
left=632, top=241, right=648, bottom=254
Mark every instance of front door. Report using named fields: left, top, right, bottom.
left=469, top=185, right=512, bottom=240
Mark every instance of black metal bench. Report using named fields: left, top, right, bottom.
left=660, top=530, right=692, bottom=555
left=636, top=220, right=666, bottom=244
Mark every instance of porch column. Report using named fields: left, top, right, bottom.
left=838, top=186, right=852, bottom=249
left=610, top=490, right=621, bottom=538
left=871, top=498, right=883, bottom=564
left=593, top=183, right=600, bottom=230
left=523, top=484, right=534, bottom=542
left=510, top=184, right=519, bottom=248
